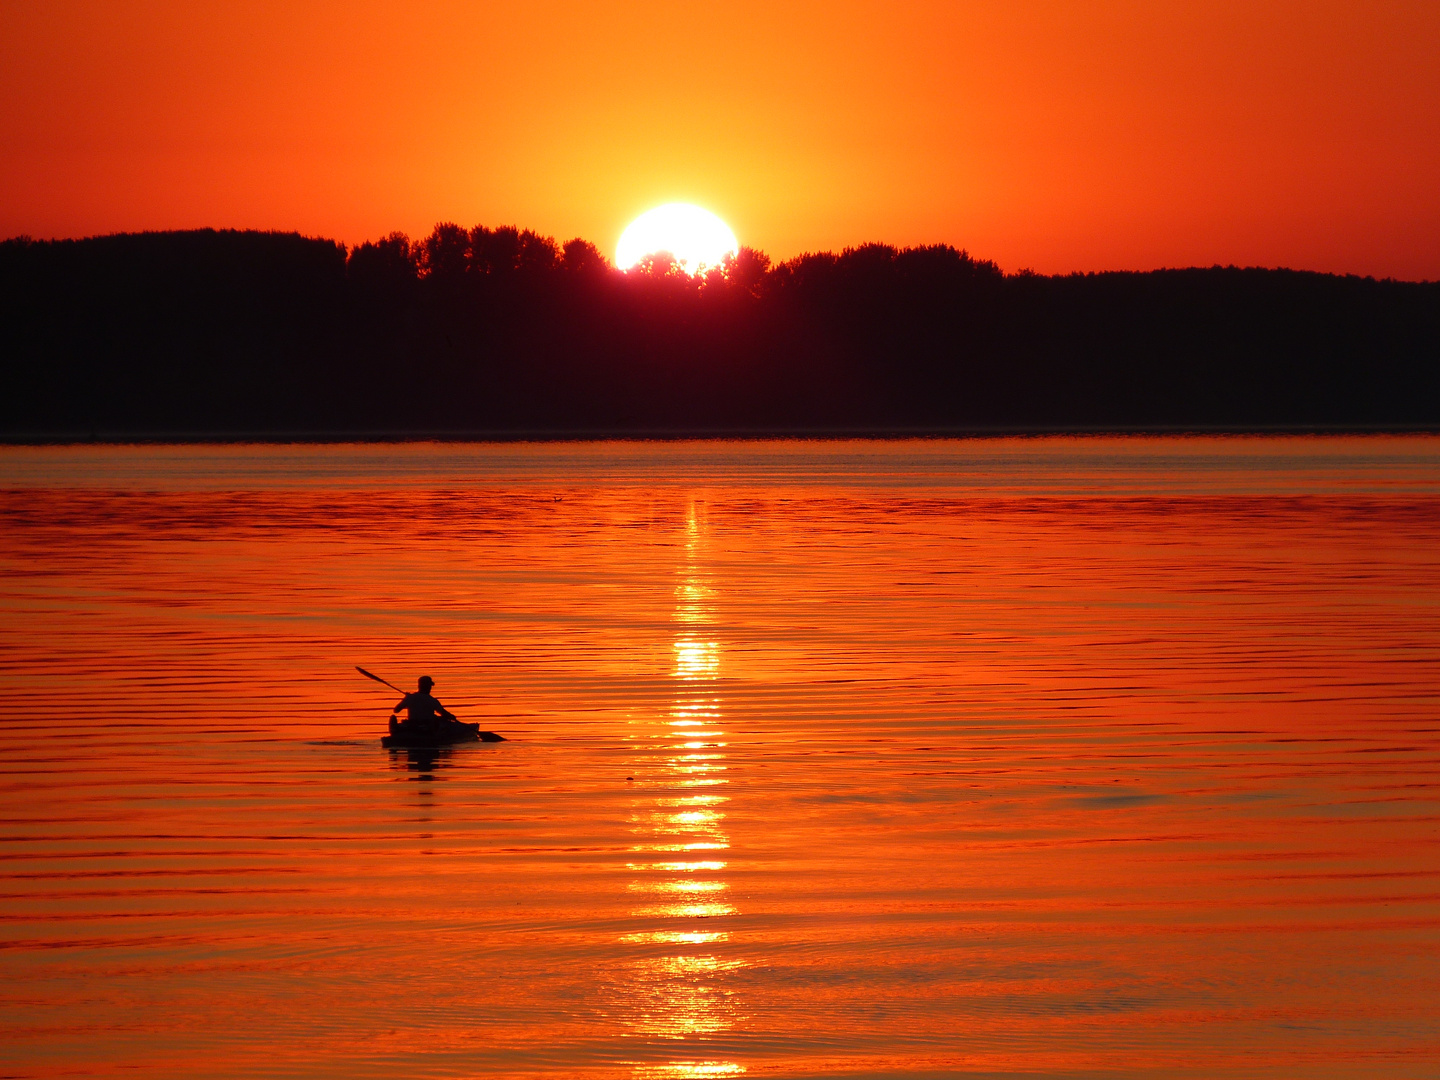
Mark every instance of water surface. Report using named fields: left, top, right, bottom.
left=1, top=438, right=1437, bottom=1078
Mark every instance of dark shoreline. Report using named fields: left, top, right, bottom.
left=5, top=228, right=1439, bottom=436
left=3, top=424, right=1437, bottom=446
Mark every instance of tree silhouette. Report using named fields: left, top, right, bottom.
left=420, top=223, right=469, bottom=279
left=1, top=224, right=1436, bottom=435
left=561, top=238, right=608, bottom=275
left=347, top=232, right=417, bottom=288
left=723, top=246, right=771, bottom=296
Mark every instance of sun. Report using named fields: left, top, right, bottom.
left=616, top=204, right=739, bottom=275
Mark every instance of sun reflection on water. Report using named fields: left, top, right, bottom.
left=618, top=931, right=730, bottom=946
left=673, top=640, right=720, bottom=680
left=632, top=1060, right=746, bottom=1078
left=621, top=499, right=745, bottom=1076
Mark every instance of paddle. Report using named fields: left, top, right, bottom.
left=356, top=666, right=404, bottom=695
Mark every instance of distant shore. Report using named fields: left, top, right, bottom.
left=4, top=227, right=1437, bottom=436
left=3, top=425, right=1438, bottom=445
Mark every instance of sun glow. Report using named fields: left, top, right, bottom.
left=616, top=204, right=739, bottom=275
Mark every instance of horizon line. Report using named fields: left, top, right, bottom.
left=4, top=226, right=1434, bottom=286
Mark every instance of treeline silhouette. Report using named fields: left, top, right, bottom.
left=2, top=225, right=1437, bottom=435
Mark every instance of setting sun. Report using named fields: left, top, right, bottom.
left=616, top=204, right=738, bottom=275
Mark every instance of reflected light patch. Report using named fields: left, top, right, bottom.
left=628, top=880, right=727, bottom=894
left=632, top=1063, right=746, bottom=1079
left=666, top=880, right=726, bottom=894
left=619, top=931, right=730, bottom=945
left=611, top=948, right=747, bottom=1040
left=672, top=698, right=721, bottom=715
left=658, top=795, right=727, bottom=806
left=632, top=902, right=738, bottom=919
left=675, top=582, right=715, bottom=623
left=658, top=955, right=742, bottom=975
left=668, top=810, right=720, bottom=825
left=673, top=640, right=720, bottom=679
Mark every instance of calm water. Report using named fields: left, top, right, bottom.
left=1, top=438, right=1437, bottom=1079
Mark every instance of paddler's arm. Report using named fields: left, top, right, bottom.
left=392, top=695, right=409, bottom=716
left=436, top=699, right=456, bottom=722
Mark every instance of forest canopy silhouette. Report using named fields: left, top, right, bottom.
left=2, top=225, right=1437, bottom=436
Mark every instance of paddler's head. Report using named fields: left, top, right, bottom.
left=418, top=675, right=434, bottom=693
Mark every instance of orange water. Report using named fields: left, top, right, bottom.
left=1, top=438, right=1437, bottom=1078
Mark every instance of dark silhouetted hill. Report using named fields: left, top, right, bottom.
left=2, top=226, right=1436, bottom=436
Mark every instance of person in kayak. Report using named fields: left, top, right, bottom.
left=390, top=676, right=462, bottom=736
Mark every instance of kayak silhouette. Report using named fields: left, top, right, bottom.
left=380, top=722, right=505, bottom=748
left=357, top=667, right=506, bottom=748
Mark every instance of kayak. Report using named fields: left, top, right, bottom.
left=381, top=722, right=506, bottom=748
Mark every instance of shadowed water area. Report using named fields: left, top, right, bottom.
left=1, top=437, right=1437, bottom=1079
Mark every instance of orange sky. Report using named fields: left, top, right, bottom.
left=2, top=1, right=1438, bottom=278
